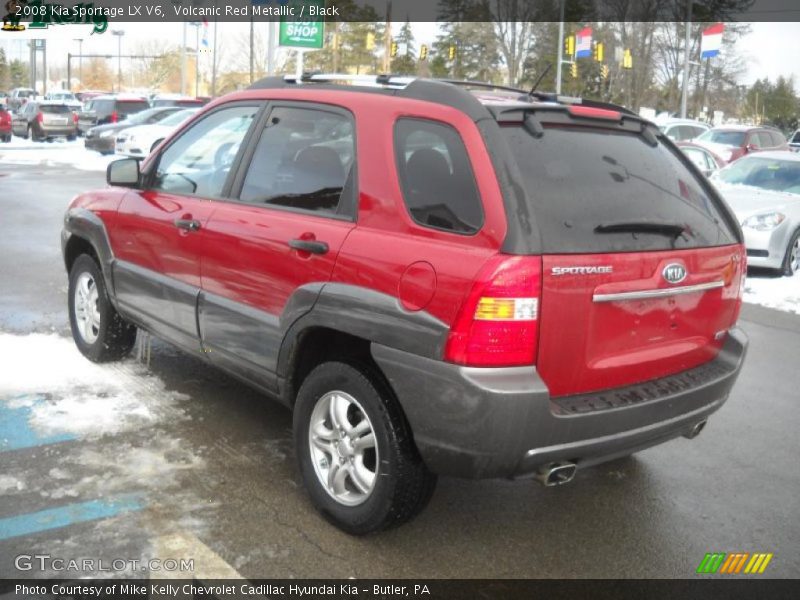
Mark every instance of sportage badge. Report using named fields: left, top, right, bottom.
left=662, top=263, right=687, bottom=284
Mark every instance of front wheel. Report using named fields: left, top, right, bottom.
left=293, top=362, right=436, bottom=535
left=782, top=229, right=800, bottom=277
left=68, top=254, right=137, bottom=362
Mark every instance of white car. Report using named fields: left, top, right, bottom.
left=657, top=118, right=710, bottom=142
left=43, top=91, right=82, bottom=111
left=115, top=108, right=199, bottom=158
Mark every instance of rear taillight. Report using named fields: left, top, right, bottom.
left=73, top=112, right=79, bottom=124
left=445, top=255, right=542, bottom=367
left=110, top=111, right=118, bottom=123
left=36, top=112, right=43, bottom=123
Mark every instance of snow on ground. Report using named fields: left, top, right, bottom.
left=744, top=272, right=800, bottom=315
left=0, top=332, right=187, bottom=439
left=0, top=136, right=116, bottom=171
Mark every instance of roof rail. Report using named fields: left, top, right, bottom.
left=248, top=72, right=415, bottom=90
left=438, top=79, right=529, bottom=95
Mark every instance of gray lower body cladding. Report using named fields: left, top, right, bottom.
left=371, top=328, right=748, bottom=479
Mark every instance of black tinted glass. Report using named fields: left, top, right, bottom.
left=116, top=101, right=148, bottom=114
left=502, top=125, right=737, bottom=253
left=394, top=118, right=483, bottom=234
left=40, top=105, right=71, bottom=114
left=240, top=106, right=355, bottom=216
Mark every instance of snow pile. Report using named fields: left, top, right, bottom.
left=744, top=274, right=800, bottom=315
left=0, top=137, right=116, bottom=171
left=0, top=332, right=187, bottom=438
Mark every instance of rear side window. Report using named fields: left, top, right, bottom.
left=501, top=124, right=737, bottom=253
left=394, top=118, right=483, bottom=235
left=93, top=100, right=113, bottom=113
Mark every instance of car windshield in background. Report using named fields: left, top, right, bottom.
left=159, top=109, right=199, bottom=126
left=716, top=156, right=800, bottom=194
left=791, top=131, right=800, bottom=144
left=697, top=130, right=746, bottom=147
left=126, top=108, right=170, bottom=124
left=501, top=124, right=737, bottom=253
left=40, top=105, right=72, bottom=114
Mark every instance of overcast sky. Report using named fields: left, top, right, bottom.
left=2, top=21, right=797, bottom=87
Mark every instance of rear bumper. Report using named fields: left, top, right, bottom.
left=372, top=327, right=748, bottom=479
left=40, top=126, right=76, bottom=137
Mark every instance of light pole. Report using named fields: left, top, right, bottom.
left=189, top=21, right=200, bottom=97
left=73, top=39, right=83, bottom=90
left=111, top=30, right=125, bottom=92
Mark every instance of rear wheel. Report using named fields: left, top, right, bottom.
left=293, top=361, right=436, bottom=535
left=68, top=254, right=137, bottom=362
left=782, top=229, right=800, bottom=277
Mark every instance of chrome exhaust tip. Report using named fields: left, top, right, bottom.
left=535, top=462, right=577, bottom=487
left=683, top=420, right=707, bottom=440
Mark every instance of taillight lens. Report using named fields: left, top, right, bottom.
left=444, top=255, right=542, bottom=367
left=73, top=112, right=79, bottom=124
left=110, top=111, right=118, bottom=123
left=36, top=112, right=43, bottom=123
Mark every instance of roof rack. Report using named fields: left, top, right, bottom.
left=249, top=72, right=415, bottom=90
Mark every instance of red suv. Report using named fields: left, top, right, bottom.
left=62, top=76, right=748, bottom=534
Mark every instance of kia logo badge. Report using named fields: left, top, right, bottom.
left=663, top=263, right=687, bottom=284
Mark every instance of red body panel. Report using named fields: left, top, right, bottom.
left=538, top=245, right=745, bottom=397
left=200, top=204, right=353, bottom=316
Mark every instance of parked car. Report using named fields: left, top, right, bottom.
left=695, top=125, right=789, bottom=163
left=115, top=108, right=200, bottom=158
left=789, top=129, right=800, bottom=153
left=62, top=75, right=748, bottom=534
left=11, top=101, right=77, bottom=141
left=84, top=106, right=183, bottom=154
left=0, top=103, right=12, bottom=142
left=658, top=118, right=710, bottom=142
left=43, top=91, right=83, bottom=110
left=75, top=90, right=110, bottom=104
left=7, top=87, right=38, bottom=112
left=77, top=94, right=149, bottom=136
left=711, top=151, right=800, bottom=276
left=677, top=141, right=727, bottom=176
left=150, top=94, right=206, bottom=108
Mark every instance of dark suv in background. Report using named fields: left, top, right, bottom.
left=11, top=101, right=77, bottom=141
left=62, top=75, right=748, bottom=534
left=77, top=95, right=149, bottom=136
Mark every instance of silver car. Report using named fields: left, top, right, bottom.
left=711, top=151, right=800, bottom=276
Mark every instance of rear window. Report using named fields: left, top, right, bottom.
left=394, top=118, right=483, bottom=235
left=40, top=105, right=71, bottom=114
left=501, top=124, right=737, bottom=253
left=697, top=130, right=745, bottom=147
left=116, top=101, right=148, bottom=114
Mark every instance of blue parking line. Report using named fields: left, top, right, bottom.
left=0, top=495, right=144, bottom=541
left=0, top=394, right=76, bottom=451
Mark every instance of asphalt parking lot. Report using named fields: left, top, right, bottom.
left=1, top=157, right=799, bottom=579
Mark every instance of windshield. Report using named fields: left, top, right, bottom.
left=501, top=123, right=737, bottom=252
left=716, top=156, right=800, bottom=194
left=125, top=108, right=166, bottom=124
left=697, top=130, right=745, bottom=147
left=159, top=109, right=198, bottom=126
left=791, top=131, right=800, bottom=144
left=40, top=105, right=72, bottom=114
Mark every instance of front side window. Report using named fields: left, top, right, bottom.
left=152, top=105, right=258, bottom=198
left=239, top=106, right=355, bottom=216
left=394, top=118, right=483, bottom=234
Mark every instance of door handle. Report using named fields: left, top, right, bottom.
left=174, top=219, right=201, bottom=232
left=288, top=239, right=329, bottom=255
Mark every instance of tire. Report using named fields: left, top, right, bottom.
left=293, top=361, right=436, bottom=535
left=28, top=125, right=40, bottom=142
left=68, top=254, right=137, bottom=362
left=67, top=135, right=76, bottom=142
left=782, top=229, right=800, bottom=277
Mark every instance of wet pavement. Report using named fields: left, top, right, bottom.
left=1, top=163, right=799, bottom=579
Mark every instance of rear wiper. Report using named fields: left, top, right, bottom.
left=594, top=220, right=690, bottom=238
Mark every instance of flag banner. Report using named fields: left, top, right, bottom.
left=701, top=23, right=724, bottom=59
left=575, top=27, right=593, bottom=58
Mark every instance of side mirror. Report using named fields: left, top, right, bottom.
left=745, top=144, right=758, bottom=153
left=107, top=158, right=140, bottom=188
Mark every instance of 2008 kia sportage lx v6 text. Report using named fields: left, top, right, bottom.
left=61, top=75, right=748, bottom=534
